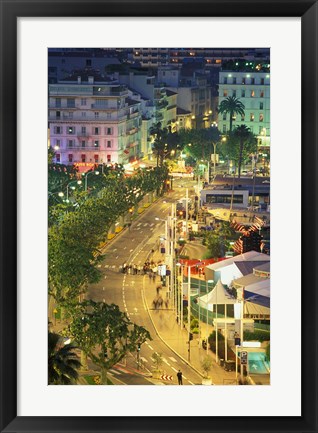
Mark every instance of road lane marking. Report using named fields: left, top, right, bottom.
left=140, top=357, right=148, bottom=363
left=171, top=367, right=178, bottom=373
left=187, top=380, right=194, bottom=385
left=110, top=369, right=121, bottom=375
left=162, top=358, right=171, bottom=366
left=169, top=357, right=178, bottom=363
left=148, top=345, right=154, bottom=351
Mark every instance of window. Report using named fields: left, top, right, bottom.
left=81, top=141, right=86, bottom=148
left=251, top=90, right=255, bottom=97
left=251, top=78, right=255, bottom=84
left=223, top=113, right=226, bottom=121
left=107, top=140, right=112, bottom=148
left=67, top=126, right=75, bottom=134
left=106, top=113, right=111, bottom=119
left=232, top=90, right=236, bottom=97
left=241, top=114, right=245, bottom=121
left=250, top=113, right=255, bottom=121
left=107, top=155, right=111, bottom=162
left=223, top=77, right=227, bottom=84
left=259, top=114, right=264, bottom=122
left=54, top=126, right=62, bottom=134
left=223, top=124, right=226, bottom=133
left=260, top=102, right=264, bottom=110
left=56, top=111, right=61, bottom=119
left=67, top=99, right=75, bottom=108
left=86, top=59, right=92, bottom=66
left=68, top=154, right=73, bottom=163
left=81, top=126, right=86, bottom=134
left=260, top=91, right=264, bottom=97
left=55, top=99, right=61, bottom=108
left=81, top=154, right=86, bottom=162
left=94, top=112, right=99, bottom=119
left=56, top=153, right=60, bottom=163
left=242, top=77, right=246, bottom=84
left=94, top=127, right=99, bottom=135
left=81, top=98, right=87, bottom=106
left=68, top=139, right=74, bottom=148
left=106, top=127, right=113, bottom=135
left=94, top=154, right=99, bottom=163
left=261, top=78, right=265, bottom=85
left=94, top=140, right=99, bottom=147
left=55, top=139, right=61, bottom=148
left=241, top=90, right=245, bottom=98
left=223, top=90, right=228, bottom=97
left=233, top=77, right=237, bottom=84
left=68, top=112, right=73, bottom=119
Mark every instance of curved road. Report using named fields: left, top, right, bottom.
left=88, top=180, right=203, bottom=385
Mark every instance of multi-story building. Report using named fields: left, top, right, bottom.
left=167, top=72, right=212, bottom=129
left=133, top=48, right=270, bottom=69
left=48, top=49, right=121, bottom=83
left=218, top=69, right=270, bottom=148
left=48, top=73, right=142, bottom=167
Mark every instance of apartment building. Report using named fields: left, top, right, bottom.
left=48, top=74, right=142, bottom=167
left=133, top=48, right=270, bottom=69
left=218, top=69, right=270, bottom=148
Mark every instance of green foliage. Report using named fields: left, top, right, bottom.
left=48, top=332, right=81, bottom=385
left=204, top=232, right=229, bottom=259
left=266, top=342, right=270, bottom=361
left=201, top=356, right=213, bottom=378
left=67, top=300, right=152, bottom=376
left=149, top=122, right=181, bottom=167
left=218, top=97, right=245, bottom=132
left=243, top=330, right=270, bottom=342
left=190, top=318, right=199, bottom=330
left=179, top=127, right=221, bottom=162
left=151, top=352, right=163, bottom=370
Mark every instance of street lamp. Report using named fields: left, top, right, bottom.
left=212, top=136, right=227, bottom=176
left=84, top=170, right=99, bottom=191
left=66, top=180, right=82, bottom=202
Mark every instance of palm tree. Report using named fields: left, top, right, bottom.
left=218, top=97, right=245, bottom=132
left=48, top=332, right=81, bottom=385
left=149, top=122, right=180, bottom=167
left=232, top=125, right=256, bottom=178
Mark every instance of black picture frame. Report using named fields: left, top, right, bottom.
left=0, top=1, right=317, bottom=432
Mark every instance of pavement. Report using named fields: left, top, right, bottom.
left=142, top=249, right=240, bottom=386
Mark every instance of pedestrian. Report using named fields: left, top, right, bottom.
left=177, top=370, right=183, bottom=385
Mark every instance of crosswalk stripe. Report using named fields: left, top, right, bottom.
left=110, top=369, right=121, bottom=375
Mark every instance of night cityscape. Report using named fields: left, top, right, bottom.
left=48, top=47, right=270, bottom=386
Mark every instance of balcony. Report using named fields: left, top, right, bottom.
left=127, top=127, right=139, bottom=135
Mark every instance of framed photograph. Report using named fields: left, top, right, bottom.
left=0, top=1, right=317, bottom=432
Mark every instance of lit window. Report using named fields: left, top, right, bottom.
left=67, top=126, right=75, bottom=134
left=251, top=90, right=255, bottom=97
left=250, top=113, right=255, bottom=121
left=94, top=154, right=99, bottom=163
left=94, top=140, right=99, bottom=147
left=260, top=91, right=264, bottom=97
left=68, top=154, right=73, bottom=163
left=107, top=155, right=111, bottom=162
left=56, top=153, right=60, bottom=163
left=259, top=114, right=264, bottom=122
left=242, top=78, right=246, bottom=85
left=241, top=90, right=245, bottom=97
left=223, top=90, right=228, bottom=97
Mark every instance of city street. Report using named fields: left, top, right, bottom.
left=87, top=180, right=204, bottom=385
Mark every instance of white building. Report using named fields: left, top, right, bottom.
left=48, top=74, right=142, bottom=167
left=218, top=70, right=270, bottom=148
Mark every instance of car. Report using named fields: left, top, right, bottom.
left=262, top=180, right=270, bottom=184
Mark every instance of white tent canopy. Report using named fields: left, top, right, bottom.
left=198, top=280, right=236, bottom=311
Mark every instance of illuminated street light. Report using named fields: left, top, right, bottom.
left=84, top=170, right=99, bottom=191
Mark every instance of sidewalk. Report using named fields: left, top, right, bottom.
left=142, top=251, right=238, bottom=386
